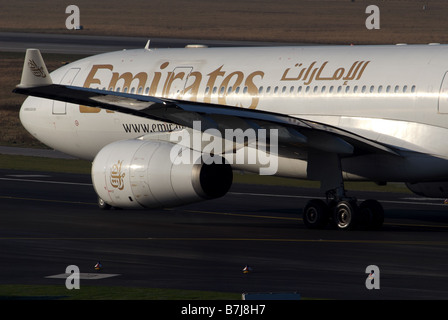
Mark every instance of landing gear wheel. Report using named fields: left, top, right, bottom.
left=98, top=197, right=111, bottom=210
left=359, top=199, right=384, bottom=230
left=333, top=200, right=358, bottom=230
left=303, top=199, right=330, bottom=229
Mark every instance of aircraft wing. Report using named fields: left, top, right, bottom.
left=13, top=49, right=400, bottom=160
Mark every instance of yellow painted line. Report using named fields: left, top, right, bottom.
left=185, top=209, right=448, bottom=229
left=184, top=209, right=300, bottom=221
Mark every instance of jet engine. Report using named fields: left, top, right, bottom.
left=406, top=182, right=448, bottom=198
left=91, top=139, right=233, bottom=209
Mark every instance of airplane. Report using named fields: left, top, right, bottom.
left=12, top=43, right=448, bottom=231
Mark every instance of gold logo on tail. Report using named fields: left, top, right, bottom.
left=110, top=160, right=125, bottom=190
left=28, top=59, right=47, bottom=78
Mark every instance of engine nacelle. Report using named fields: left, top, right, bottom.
left=406, top=182, right=448, bottom=198
left=91, top=139, right=233, bottom=209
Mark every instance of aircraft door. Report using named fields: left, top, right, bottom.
left=438, top=71, right=448, bottom=114
left=166, top=67, right=193, bottom=99
left=52, top=68, right=80, bottom=114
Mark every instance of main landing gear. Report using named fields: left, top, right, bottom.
left=302, top=188, right=384, bottom=230
left=303, top=151, right=384, bottom=231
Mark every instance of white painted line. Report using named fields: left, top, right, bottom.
left=0, top=177, right=92, bottom=186
left=46, top=273, right=120, bottom=280
left=6, top=174, right=51, bottom=178
left=229, top=192, right=448, bottom=207
left=2, top=178, right=446, bottom=207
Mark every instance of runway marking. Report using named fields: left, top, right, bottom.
left=46, top=273, right=120, bottom=280
left=184, top=209, right=300, bottom=221
left=0, top=177, right=92, bottom=186
left=1, top=176, right=446, bottom=207
left=1, top=236, right=448, bottom=246
left=2, top=195, right=448, bottom=229
left=230, top=192, right=448, bottom=207
left=1, top=183, right=447, bottom=229
left=0, top=195, right=95, bottom=206
left=6, top=174, right=51, bottom=178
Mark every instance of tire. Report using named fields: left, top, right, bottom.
left=359, top=199, right=384, bottom=230
left=303, top=199, right=330, bottom=229
left=98, top=197, right=111, bottom=210
left=333, top=200, right=358, bottom=230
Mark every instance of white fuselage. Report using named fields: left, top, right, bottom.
left=19, top=44, right=448, bottom=182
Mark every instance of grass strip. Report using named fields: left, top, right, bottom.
left=0, top=284, right=241, bottom=300
left=0, top=154, right=91, bottom=174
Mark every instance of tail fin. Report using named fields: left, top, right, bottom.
left=17, top=49, right=53, bottom=88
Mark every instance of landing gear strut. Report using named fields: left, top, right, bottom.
left=302, top=188, right=384, bottom=230
left=303, top=150, right=384, bottom=230
left=97, top=197, right=111, bottom=210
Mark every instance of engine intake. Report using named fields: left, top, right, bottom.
left=91, top=139, right=233, bottom=209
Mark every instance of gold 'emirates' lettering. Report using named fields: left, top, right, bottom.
left=81, top=62, right=265, bottom=112
left=281, top=60, right=370, bottom=85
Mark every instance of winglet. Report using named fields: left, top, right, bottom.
left=17, top=49, right=52, bottom=88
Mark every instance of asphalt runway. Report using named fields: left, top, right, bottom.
left=2, top=32, right=448, bottom=301
left=1, top=168, right=448, bottom=300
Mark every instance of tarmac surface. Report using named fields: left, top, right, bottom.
left=1, top=167, right=448, bottom=300
left=1, top=32, right=448, bottom=301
